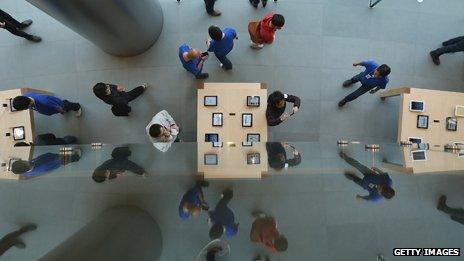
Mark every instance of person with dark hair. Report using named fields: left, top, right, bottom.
left=92, top=147, right=145, bottom=183
left=338, top=60, right=391, bottom=107
left=430, top=36, right=464, bottom=66
left=248, top=12, right=285, bottom=49
left=12, top=93, right=82, bottom=117
left=179, top=44, right=209, bottom=79
left=179, top=180, right=210, bottom=220
left=11, top=152, right=80, bottom=179
left=339, top=151, right=395, bottom=202
left=0, top=224, right=37, bottom=256
left=249, top=0, right=277, bottom=8
left=196, top=239, right=230, bottom=261
left=266, top=91, right=301, bottom=126
left=208, top=189, right=239, bottom=239
left=93, top=82, right=147, bottom=116
left=266, top=142, right=301, bottom=170
left=0, top=9, right=41, bottom=42
left=250, top=211, right=288, bottom=253
left=207, top=25, right=237, bottom=70
left=146, top=110, right=180, bottom=152
left=437, top=195, right=464, bottom=225
left=203, top=0, right=221, bottom=16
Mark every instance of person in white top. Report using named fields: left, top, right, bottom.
left=146, top=110, right=180, bottom=152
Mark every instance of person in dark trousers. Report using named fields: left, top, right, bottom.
left=11, top=152, right=80, bottom=179
left=179, top=180, right=210, bottom=220
left=338, top=60, right=390, bottom=107
left=208, top=189, right=239, bottom=239
left=266, top=142, right=301, bottom=170
left=266, top=91, right=301, bottom=126
left=93, top=82, right=147, bottom=116
left=437, top=195, right=464, bottom=225
left=12, top=92, right=82, bottom=117
left=204, top=0, right=221, bottom=16
left=0, top=224, right=37, bottom=256
left=92, top=147, right=145, bottom=183
left=249, top=0, right=277, bottom=8
left=207, top=25, right=237, bottom=70
left=0, top=9, right=41, bottom=42
left=178, top=44, right=209, bottom=79
left=339, top=151, right=395, bottom=202
left=430, top=36, right=464, bottom=66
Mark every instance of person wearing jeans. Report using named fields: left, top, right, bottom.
left=207, top=25, right=237, bottom=71
left=430, top=36, right=464, bottom=66
left=12, top=92, right=82, bottom=117
left=0, top=9, right=41, bottom=42
left=93, top=82, right=147, bottom=116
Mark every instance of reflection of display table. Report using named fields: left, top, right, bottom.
left=380, top=87, right=464, bottom=148
left=197, top=82, right=268, bottom=142
left=197, top=142, right=268, bottom=179
left=0, top=88, right=53, bottom=147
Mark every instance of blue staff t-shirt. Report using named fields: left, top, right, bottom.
left=22, top=153, right=61, bottom=179
left=178, top=185, right=203, bottom=220
left=24, top=92, right=64, bottom=116
left=178, top=44, right=201, bottom=76
left=207, top=28, right=237, bottom=58
left=358, top=60, right=389, bottom=89
left=361, top=174, right=392, bottom=202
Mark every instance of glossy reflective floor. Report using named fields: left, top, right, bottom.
left=1, top=143, right=464, bottom=260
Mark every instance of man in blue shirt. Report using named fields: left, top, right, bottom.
left=207, top=25, right=237, bottom=70
left=12, top=92, right=82, bottom=117
left=178, top=180, right=210, bottom=220
left=208, top=189, right=239, bottom=239
left=338, top=60, right=391, bottom=107
left=11, top=152, right=80, bottom=179
left=339, top=151, right=395, bottom=202
left=179, top=44, right=209, bottom=79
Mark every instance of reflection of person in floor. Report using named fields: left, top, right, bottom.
left=208, top=189, right=239, bottom=240
left=250, top=211, right=288, bottom=257
left=196, top=239, right=230, bottom=261
left=339, top=151, right=395, bottom=202
left=179, top=180, right=210, bottom=220
left=437, top=195, right=464, bottom=225
left=11, top=152, right=80, bottom=179
left=266, top=142, right=301, bottom=170
left=0, top=224, right=37, bottom=256
left=92, top=147, right=145, bottom=183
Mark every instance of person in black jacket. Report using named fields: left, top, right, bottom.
left=92, top=147, right=146, bottom=183
left=93, top=82, right=148, bottom=116
left=265, top=91, right=301, bottom=126
left=0, top=224, right=37, bottom=256
left=266, top=142, right=301, bottom=170
left=437, top=195, right=464, bottom=225
left=0, top=9, right=41, bottom=42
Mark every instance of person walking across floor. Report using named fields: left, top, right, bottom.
left=179, top=44, right=209, bottom=79
left=146, top=110, right=180, bottom=152
left=250, top=211, right=288, bottom=253
left=207, top=25, right=237, bottom=70
left=248, top=12, right=285, bottom=49
left=93, top=82, right=147, bottom=116
left=92, top=147, right=145, bottom=183
left=12, top=92, right=82, bottom=117
left=208, top=189, right=239, bottom=240
left=179, top=180, right=210, bottom=220
left=0, top=9, right=41, bottom=42
left=266, top=91, right=301, bottom=126
left=437, top=195, right=464, bottom=225
left=204, top=0, right=221, bottom=16
left=338, top=60, right=390, bottom=107
left=0, top=224, right=37, bottom=256
left=430, top=36, right=464, bottom=66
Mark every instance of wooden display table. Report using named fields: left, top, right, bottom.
left=380, top=87, right=464, bottom=148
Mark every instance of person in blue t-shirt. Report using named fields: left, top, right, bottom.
left=11, top=152, right=80, bottom=180
left=208, top=189, right=239, bottom=239
left=178, top=180, right=210, bottom=220
left=339, top=151, right=395, bottom=202
left=179, top=44, right=209, bottom=79
left=207, top=26, right=237, bottom=70
left=338, top=60, right=391, bottom=107
left=12, top=92, right=82, bottom=117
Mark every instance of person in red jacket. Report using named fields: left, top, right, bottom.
left=248, top=12, right=285, bottom=49
left=250, top=211, right=288, bottom=253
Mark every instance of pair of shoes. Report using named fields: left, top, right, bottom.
left=262, top=0, right=268, bottom=7
left=75, top=107, right=82, bottom=117
left=342, top=79, right=354, bottom=87
left=29, top=35, right=42, bottom=42
left=210, top=10, right=221, bottom=16
left=142, top=83, right=149, bottom=89
left=196, top=73, right=209, bottom=79
left=21, top=19, right=33, bottom=28
left=429, top=52, right=440, bottom=66
left=437, top=195, right=447, bottom=211
left=249, top=0, right=258, bottom=8
left=338, top=100, right=346, bottom=107
left=250, top=42, right=264, bottom=49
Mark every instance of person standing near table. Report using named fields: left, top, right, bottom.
left=12, top=92, right=82, bottom=117
left=0, top=9, right=41, bottom=42
left=248, top=12, right=285, bottom=49
left=207, top=25, right=237, bottom=71
left=266, top=91, right=301, bottom=126
left=430, top=36, right=464, bottom=66
left=338, top=60, right=390, bottom=107
left=146, top=110, right=180, bottom=152
left=93, top=82, right=147, bottom=116
left=179, top=44, right=209, bottom=79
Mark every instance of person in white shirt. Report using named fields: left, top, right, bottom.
left=146, top=110, right=180, bottom=152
